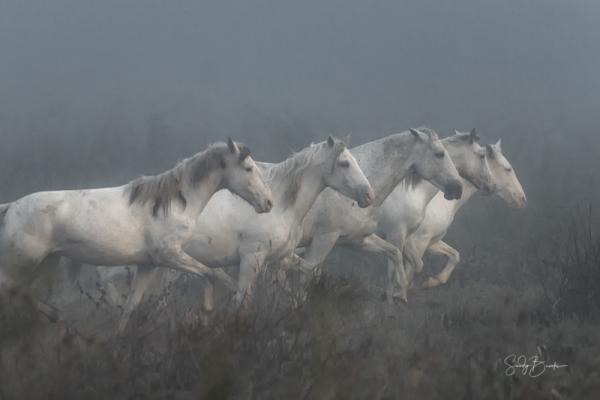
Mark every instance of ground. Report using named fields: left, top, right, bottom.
left=1, top=239, right=599, bottom=400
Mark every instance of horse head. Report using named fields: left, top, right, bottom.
left=486, top=140, right=527, bottom=209
left=409, top=128, right=463, bottom=200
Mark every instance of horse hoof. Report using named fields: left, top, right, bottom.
left=421, top=278, right=440, bottom=289
left=392, top=289, right=408, bottom=304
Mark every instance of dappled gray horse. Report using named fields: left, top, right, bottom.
left=0, top=139, right=272, bottom=321
left=376, top=129, right=495, bottom=289
left=119, top=136, right=373, bottom=327
left=296, top=128, right=463, bottom=302
left=401, top=139, right=526, bottom=289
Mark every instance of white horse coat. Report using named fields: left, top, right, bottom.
left=376, top=130, right=495, bottom=284
left=401, top=140, right=526, bottom=288
left=296, top=128, right=463, bottom=301
left=0, top=139, right=272, bottom=320
left=118, top=136, right=373, bottom=325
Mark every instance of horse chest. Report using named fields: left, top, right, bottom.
left=262, top=225, right=299, bottom=261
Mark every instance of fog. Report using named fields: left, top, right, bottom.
left=1, top=1, right=600, bottom=399
left=2, top=0, right=599, bottom=240
left=2, top=1, right=599, bottom=143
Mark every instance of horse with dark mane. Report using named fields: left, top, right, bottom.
left=0, top=139, right=272, bottom=320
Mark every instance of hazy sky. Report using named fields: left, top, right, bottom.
left=1, top=0, right=599, bottom=143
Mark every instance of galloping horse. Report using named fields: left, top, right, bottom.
left=0, top=139, right=273, bottom=320
left=376, top=129, right=495, bottom=287
left=115, top=136, right=372, bottom=325
left=401, top=139, right=526, bottom=289
left=296, top=128, right=463, bottom=302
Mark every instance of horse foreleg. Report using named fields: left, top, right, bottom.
left=203, top=281, right=216, bottom=312
left=352, top=234, right=408, bottom=303
left=300, top=231, right=340, bottom=276
left=403, top=237, right=424, bottom=284
left=154, top=244, right=236, bottom=292
left=118, top=264, right=160, bottom=333
left=421, top=240, right=460, bottom=289
left=234, top=253, right=266, bottom=308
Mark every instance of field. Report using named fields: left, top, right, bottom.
left=1, top=209, right=599, bottom=400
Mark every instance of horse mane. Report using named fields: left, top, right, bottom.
left=126, top=142, right=240, bottom=217
left=398, top=166, right=423, bottom=190
left=415, top=126, right=439, bottom=139
left=264, top=140, right=343, bottom=205
left=0, top=203, right=10, bottom=226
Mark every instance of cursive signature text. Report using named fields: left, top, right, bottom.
left=504, top=354, right=568, bottom=378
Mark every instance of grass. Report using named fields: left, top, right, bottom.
left=1, top=210, right=600, bottom=399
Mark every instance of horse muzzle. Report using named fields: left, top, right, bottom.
left=443, top=180, right=463, bottom=200
left=256, top=197, right=274, bottom=213
left=357, top=187, right=375, bottom=208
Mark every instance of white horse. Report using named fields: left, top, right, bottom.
left=119, top=136, right=373, bottom=325
left=401, top=139, right=526, bottom=289
left=0, top=139, right=273, bottom=320
left=296, top=128, right=463, bottom=302
left=376, top=129, right=495, bottom=287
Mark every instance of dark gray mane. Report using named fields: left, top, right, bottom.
left=126, top=142, right=244, bottom=217
left=0, top=203, right=10, bottom=226
left=399, top=165, right=423, bottom=189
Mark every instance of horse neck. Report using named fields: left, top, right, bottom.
left=352, top=133, right=414, bottom=206
left=448, top=177, right=478, bottom=214
left=268, top=154, right=327, bottom=220
left=413, top=180, right=443, bottom=213
left=181, top=171, right=224, bottom=218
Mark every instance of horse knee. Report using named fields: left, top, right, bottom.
left=203, top=284, right=215, bottom=312
left=449, top=250, right=460, bottom=264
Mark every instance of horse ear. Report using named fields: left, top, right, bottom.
left=327, top=135, right=335, bottom=148
left=469, top=128, right=480, bottom=143
left=410, top=128, right=425, bottom=141
left=494, top=139, right=502, bottom=152
left=343, top=133, right=352, bottom=146
left=227, top=137, right=238, bottom=153
left=486, top=144, right=495, bottom=159
left=239, top=146, right=251, bottom=161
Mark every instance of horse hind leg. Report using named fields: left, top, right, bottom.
left=422, top=241, right=460, bottom=289
left=0, top=244, right=59, bottom=323
left=118, top=264, right=161, bottom=334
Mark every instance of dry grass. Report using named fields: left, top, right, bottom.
left=1, top=209, right=600, bottom=399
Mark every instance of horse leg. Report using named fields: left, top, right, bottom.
left=301, top=231, right=340, bottom=276
left=378, top=229, right=408, bottom=302
left=421, top=240, right=460, bottom=289
left=27, top=253, right=65, bottom=321
left=203, top=281, right=216, bottom=312
left=352, top=234, right=408, bottom=303
left=152, top=238, right=236, bottom=291
left=118, top=264, right=160, bottom=333
left=403, top=237, right=424, bottom=285
left=0, top=236, right=59, bottom=322
left=234, top=252, right=266, bottom=308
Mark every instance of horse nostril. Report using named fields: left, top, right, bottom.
left=367, top=188, right=375, bottom=202
left=266, top=199, right=273, bottom=210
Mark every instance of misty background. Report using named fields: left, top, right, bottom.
left=3, top=2, right=600, bottom=398
left=1, top=0, right=599, bottom=254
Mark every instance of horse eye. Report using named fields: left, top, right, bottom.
left=505, top=167, right=512, bottom=172
left=245, top=166, right=253, bottom=172
left=338, top=160, right=350, bottom=168
left=479, top=154, right=485, bottom=159
left=435, top=152, right=445, bottom=159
